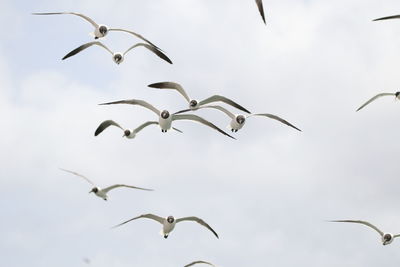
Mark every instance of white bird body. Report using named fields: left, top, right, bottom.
left=90, top=187, right=108, bottom=200
left=229, top=114, right=246, bottom=132
left=125, top=131, right=137, bottom=139
left=162, top=218, right=176, bottom=237
left=159, top=110, right=173, bottom=132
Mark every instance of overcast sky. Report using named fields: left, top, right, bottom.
left=2, top=0, right=400, bottom=266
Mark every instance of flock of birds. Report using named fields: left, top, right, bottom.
left=31, top=2, right=400, bottom=266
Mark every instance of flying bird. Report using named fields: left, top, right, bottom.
left=59, top=168, right=153, bottom=201
left=32, top=12, right=161, bottom=48
left=112, top=214, right=219, bottom=239
left=329, top=220, right=400, bottom=245
left=62, top=41, right=172, bottom=65
left=94, top=119, right=182, bottom=138
left=148, top=81, right=250, bottom=113
left=98, top=99, right=235, bottom=139
left=184, top=261, right=215, bottom=267
left=356, top=92, right=400, bottom=111
left=255, top=0, right=266, bottom=24
left=175, top=105, right=301, bottom=133
left=373, top=14, right=400, bottom=21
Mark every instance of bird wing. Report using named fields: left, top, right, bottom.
left=176, top=216, right=219, bottom=238
left=32, top=12, right=98, bottom=28
left=59, top=168, right=95, bottom=186
left=255, top=0, right=266, bottom=24
left=148, top=82, right=191, bottom=103
left=173, top=105, right=236, bottom=119
left=172, top=127, right=183, bottom=133
left=123, top=43, right=172, bottom=64
left=394, top=234, right=400, bottom=238
left=112, top=213, right=164, bottom=228
left=132, top=121, right=159, bottom=134
left=94, top=120, right=123, bottom=136
left=373, top=15, right=400, bottom=21
left=184, top=261, right=215, bottom=267
left=202, top=105, right=237, bottom=119
left=330, top=220, right=384, bottom=236
left=62, top=41, right=113, bottom=60
left=99, top=99, right=160, bottom=116
left=108, top=28, right=161, bottom=50
left=249, top=113, right=301, bottom=131
left=199, top=95, right=250, bottom=113
left=172, top=114, right=235, bottom=139
left=356, top=93, right=395, bottom=111
left=102, top=184, right=153, bottom=193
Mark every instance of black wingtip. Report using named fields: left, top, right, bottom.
left=164, top=56, right=173, bottom=64
left=173, top=109, right=191, bottom=115
left=94, top=125, right=103, bottom=136
left=147, top=82, right=169, bottom=89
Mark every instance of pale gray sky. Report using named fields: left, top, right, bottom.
left=2, top=0, right=400, bottom=266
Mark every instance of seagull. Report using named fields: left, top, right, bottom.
left=32, top=12, right=161, bottom=48
left=255, top=0, right=266, bottom=24
left=59, top=168, right=153, bottom=201
left=112, top=214, right=219, bottom=239
left=62, top=41, right=172, bottom=65
left=330, top=220, right=400, bottom=245
left=356, top=92, right=400, bottom=111
left=184, top=261, right=215, bottom=267
left=148, top=81, right=250, bottom=113
left=94, top=119, right=183, bottom=138
left=98, top=99, right=235, bottom=139
left=175, top=105, right=301, bottom=133
left=373, top=14, right=400, bottom=22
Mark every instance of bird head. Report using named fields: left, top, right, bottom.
left=395, top=92, right=400, bottom=99
left=98, top=25, right=108, bottom=36
left=167, top=216, right=175, bottom=223
left=113, top=53, right=124, bottom=64
left=161, top=110, right=170, bottom=119
left=89, top=187, right=99, bottom=194
left=123, top=129, right=131, bottom=138
left=236, top=115, right=246, bottom=124
left=382, top=233, right=393, bottom=245
left=189, top=99, right=198, bottom=109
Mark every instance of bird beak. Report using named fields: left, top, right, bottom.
left=88, top=190, right=93, bottom=194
